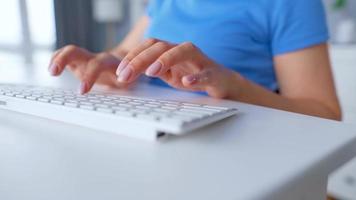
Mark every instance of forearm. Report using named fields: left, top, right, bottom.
left=227, top=73, right=341, bottom=120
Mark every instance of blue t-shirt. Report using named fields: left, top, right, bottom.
left=144, top=0, right=329, bottom=91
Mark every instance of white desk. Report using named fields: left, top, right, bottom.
left=328, top=45, right=356, bottom=199
left=0, top=64, right=356, bottom=200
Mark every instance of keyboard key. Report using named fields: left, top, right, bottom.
left=80, top=105, right=95, bottom=110
left=160, top=106, right=178, bottom=110
left=135, top=106, right=152, bottom=110
left=89, top=99, right=102, bottom=104
left=144, top=103, right=160, bottom=108
left=97, top=108, right=114, bottom=113
left=102, top=101, right=116, bottom=106
left=145, top=101, right=161, bottom=105
left=164, top=103, right=181, bottom=107
left=32, top=94, right=42, bottom=98
left=95, top=104, right=110, bottom=109
left=114, top=110, right=134, bottom=117
left=133, top=99, right=145, bottom=103
left=5, top=93, right=16, bottom=97
left=50, top=100, right=64, bottom=105
left=64, top=102, right=78, bottom=107
left=15, top=94, right=25, bottom=98
left=26, top=96, right=38, bottom=100
left=80, top=102, right=94, bottom=106
left=180, top=108, right=215, bottom=115
left=182, top=102, right=202, bottom=106
left=203, top=105, right=230, bottom=110
left=111, top=106, right=128, bottom=111
left=38, top=98, right=50, bottom=102
left=181, top=105, right=221, bottom=112
left=127, top=101, right=142, bottom=106
left=112, top=99, right=127, bottom=104
left=42, top=96, right=52, bottom=100
left=119, top=97, right=133, bottom=101
left=53, top=97, right=66, bottom=102
left=130, top=108, right=148, bottom=114
left=153, top=108, right=172, bottom=113
left=118, top=104, right=134, bottom=108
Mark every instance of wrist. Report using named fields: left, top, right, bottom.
left=207, top=68, right=240, bottom=99
left=224, top=70, right=246, bottom=100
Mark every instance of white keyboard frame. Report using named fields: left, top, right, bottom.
left=0, top=87, right=238, bottom=141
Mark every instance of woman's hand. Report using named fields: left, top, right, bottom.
left=116, top=38, right=239, bottom=98
left=48, top=45, right=130, bottom=94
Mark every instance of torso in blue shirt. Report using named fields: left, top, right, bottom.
left=144, top=0, right=329, bottom=91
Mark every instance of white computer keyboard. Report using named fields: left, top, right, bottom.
left=0, top=84, right=238, bottom=141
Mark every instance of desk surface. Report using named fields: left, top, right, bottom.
left=0, top=64, right=356, bottom=200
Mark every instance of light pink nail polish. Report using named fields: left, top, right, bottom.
left=118, top=67, right=132, bottom=82
left=117, top=60, right=129, bottom=75
left=79, top=82, right=88, bottom=94
left=49, top=64, right=58, bottom=75
left=146, top=61, right=162, bottom=76
left=186, top=75, right=197, bottom=84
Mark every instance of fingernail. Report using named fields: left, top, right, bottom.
left=118, top=66, right=132, bottom=82
left=79, top=82, right=88, bottom=94
left=117, top=60, right=129, bottom=75
left=145, top=61, right=162, bottom=76
left=185, top=75, right=197, bottom=84
left=49, top=63, right=58, bottom=76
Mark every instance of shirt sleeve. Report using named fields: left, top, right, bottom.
left=270, top=0, right=329, bottom=55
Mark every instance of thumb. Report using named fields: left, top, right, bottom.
left=181, top=69, right=214, bottom=90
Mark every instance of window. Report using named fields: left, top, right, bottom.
left=0, top=0, right=55, bottom=64
left=0, top=1, right=22, bottom=46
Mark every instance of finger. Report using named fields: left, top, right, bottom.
left=49, top=45, right=78, bottom=76
left=50, top=45, right=92, bottom=76
left=154, top=42, right=205, bottom=76
left=117, top=41, right=174, bottom=82
left=79, top=53, right=119, bottom=94
left=116, top=38, right=159, bottom=75
left=48, top=49, right=62, bottom=70
left=79, top=58, right=105, bottom=94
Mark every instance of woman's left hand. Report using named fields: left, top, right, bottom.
left=116, top=38, right=239, bottom=98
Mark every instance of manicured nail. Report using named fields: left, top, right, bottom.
left=185, top=75, right=197, bottom=84
left=117, top=60, right=129, bottom=75
left=49, top=63, right=58, bottom=76
left=118, top=66, right=132, bottom=82
left=145, top=61, right=162, bottom=76
left=79, top=82, right=88, bottom=94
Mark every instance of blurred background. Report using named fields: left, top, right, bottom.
left=0, top=0, right=355, bottom=199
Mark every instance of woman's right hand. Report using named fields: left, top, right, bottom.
left=48, top=45, right=129, bottom=94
